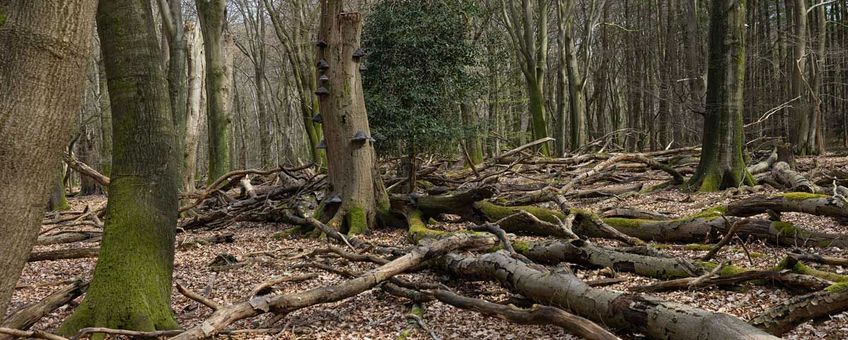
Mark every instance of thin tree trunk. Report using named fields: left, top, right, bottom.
left=0, top=0, right=97, bottom=317
left=196, top=0, right=232, bottom=182
left=183, top=21, right=204, bottom=193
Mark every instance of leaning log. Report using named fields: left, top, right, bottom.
left=0, top=281, right=88, bottom=339
left=170, top=233, right=495, bottom=340
left=441, top=251, right=778, bottom=339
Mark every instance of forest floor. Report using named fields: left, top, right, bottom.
left=8, top=156, right=848, bottom=339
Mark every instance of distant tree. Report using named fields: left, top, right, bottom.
left=363, top=0, right=478, bottom=170
left=59, top=0, right=181, bottom=333
left=500, top=0, right=551, bottom=155
left=197, top=0, right=233, bottom=182
left=0, top=0, right=97, bottom=317
left=689, top=0, right=752, bottom=191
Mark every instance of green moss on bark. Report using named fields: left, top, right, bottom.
left=826, top=281, right=848, bottom=293
left=474, top=201, right=565, bottom=223
left=775, top=192, right=828, bottom=200
left=346, top=206, right=367, bottom=236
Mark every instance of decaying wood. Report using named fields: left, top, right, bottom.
left=441, top=250, right=779, bottom=339
left=430, top=289, right=620, bottom=340
left=27, top=247, right=98, bottom=262
left=752, top=284, right=848, bottom=336
left=771, top=162, right=821, bottom=193
left=171, top=233, right=495, bottom=339
left=0, top=281, right=88, bottom=339
left=631, top=270, right=830, bottom=293
left=176, top=283, right=221, bottom=311
left=0, top=328, right=67, bottom=340
left=726, top=193, right=848, bottom=218
left=35, top=231, right=101, bottom=246
left=177, top=233, right=235, bottom=249
left=787, top=251, right=848, bottom=267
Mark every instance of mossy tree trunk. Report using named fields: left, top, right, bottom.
left=316, top=0, right=388, bottom=235
left=196, top=0, right=232, bottom=182
left=0, top=0, right=97, bottom=317
left=689, top=0, right=752, bottom=192
left=59, top=0, right=180, bottom=334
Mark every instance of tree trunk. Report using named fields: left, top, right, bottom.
left=161, top=0, right=188, bottom=176
left=183, top=21, right=204, bottom=193
left=559, top=0, right=587, bottom=151
left=196, top=0, right=232, bottom=182
left=789, top=0, right=812, bottom=154
left=316, top=0, right=388, bottom=235
left=461, top=100, right=484, bottom=165
left=97, top=57, right=113, bottom=178
left=689, top=0, right=751, bottom=191
left=0, top=0, right=97, bottom=317
left=58, top=0, right=180, bottom=334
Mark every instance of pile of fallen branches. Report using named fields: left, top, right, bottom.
left=23, top=139, right=848, bottom=338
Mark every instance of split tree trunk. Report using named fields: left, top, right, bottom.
left=0, top=0, right=97, bottom=317
left=58, top=0, right=181, bottom=334
left=196, top=0, right=233, bottom=182
left=316, top=0, right=388, bottom=235
left=689, top=0, right=752, bottom=191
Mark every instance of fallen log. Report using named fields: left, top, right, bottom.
left=752, top=283, right=848, bottom=336
left=27, top=247, right=99, bottom=262
left=725, top=193, right=848, bottom=218
left=170, top=233, right=496, bottom=340
left=0, top=281, right=88, bottom=339
left=787, top=251, right=848, bottom=267
left=35, top=231, right=101, bottom=246
left=430, top=289, right=620, bottom=340
left=603, top=212, right=848, bottom=248
left=771, top=162, right=821, bottom=193
left=631, top=270, right=830, bottom=293
left=440, top=250, right=778, bottom=339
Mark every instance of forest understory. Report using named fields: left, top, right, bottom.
left=7, top=148, right=848, bottom=340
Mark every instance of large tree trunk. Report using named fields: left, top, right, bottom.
left=0, top=0, right=97, bottom=317
left=316, top=0, right=388, bottom=235
left=689, top=0, right=752, bottom=191
left=58, top=0, right=180, bottom=334
left=196, top=0, right=232, bottom=182
left=183, top=21, right=204, bottom=193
